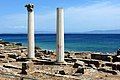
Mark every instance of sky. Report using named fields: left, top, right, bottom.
left=0, top=0, right=120, bottom=33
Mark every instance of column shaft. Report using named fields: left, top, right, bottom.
left=56, top=8, right=64, bottom=63
left=28, top=11, right=35, bottom=58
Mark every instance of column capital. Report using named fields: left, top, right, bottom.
left=57, top=8, right=63, bottom=10
left=25, top=4, right=34, bottom=12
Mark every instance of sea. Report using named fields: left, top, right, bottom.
left=0, top=34, right=120, bottom=53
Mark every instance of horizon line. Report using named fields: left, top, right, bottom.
left=0, top=33, right=120, bottom=35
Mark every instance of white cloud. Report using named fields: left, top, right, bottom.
left=0, top=14, right=26, bottom=29
left=0, top=14, right=27, bottom=33
left=65, top=1, right=120, bottom=32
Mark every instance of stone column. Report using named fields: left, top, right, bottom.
left=56, top=8, right=64, bottom=63
left=25, top=4, right=35, bottom=58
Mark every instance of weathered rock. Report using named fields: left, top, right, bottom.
left=15, top=43, right=22, bottom=46
left=16, top=57, right=29, bottom=62
left=35, top=52, right=43, bottom=57
left=65, top=53, right=70, bottom=58
left=20, top=63, right=28, bottom=75
left=21, top=53, right=27, bottom=57
left=0, top=41, right=10, bottom=46
left=0, top=44, right=4, bottom=49
left=0, top=66, right=11, bottom=73
left=3, top=64, right=21, bottom=70
left=73, top=60, right=84, bottom=68
left=112, top=62, right=120, bottom=71
left=75, top=52, right=91, bottom=59
left=8, top=53, right=18, bottom=59
left=65, top=58, right=77, bottom=63
left=75, top=67, right=84, bottom=74
left=86, top=64, right=97, bottom=69
left=98, top=68, right=117, bottom=75
left=8, top=58, right=16, bottom=62
left=0, top=54, right=5, bottom=58
left=117, top=49, right=120, bottom=56
left=58, top=70, right=65, bottom=75
left=73, top=73, right=82, bottom=76
left=35, top=46, right=41, bottom=50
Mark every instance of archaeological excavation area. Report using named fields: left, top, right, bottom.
left=0, top=3, right=119, bottom=80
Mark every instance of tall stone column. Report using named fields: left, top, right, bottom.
left=25, top=4, right=35, bottom=58
left=56, top=8, right=64, bottom=63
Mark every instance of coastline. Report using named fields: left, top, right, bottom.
left=0, top=34, right=120, bottom=53
left=0, top=40, right=119, bottom=79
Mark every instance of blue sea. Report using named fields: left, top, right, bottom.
left=0, top=34, right=120, bottom=53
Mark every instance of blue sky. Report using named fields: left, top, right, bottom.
left=0, top=0, right=120, bottom=33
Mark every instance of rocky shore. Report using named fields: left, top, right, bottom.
left=0, top=40, right=119, bottom=80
